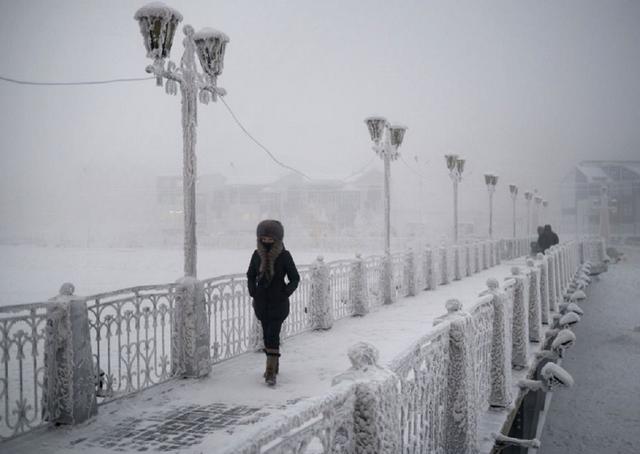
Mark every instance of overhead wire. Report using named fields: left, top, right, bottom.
left=0, top=72, right=379, bottom=183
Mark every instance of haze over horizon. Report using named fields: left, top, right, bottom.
left=1, top=0, right=639, bottom=242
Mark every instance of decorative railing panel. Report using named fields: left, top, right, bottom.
left=392, top=252, right=407, bottom=299
left=85, top=285, right=177, bottom=404
left=202, top=274, right=252, bottom=363
left=0, top=302, right=48, bottom=440
left=282, top=267, right=312, bottom=338
left=223, top=381, right=357, bottom=454
left=364, top=256, right=383, bottom=307
left=328, top=261, right=354, bottom=320
left=389, top=325, right=450, bottom=454
left=468, top=298, right=495, bottom=419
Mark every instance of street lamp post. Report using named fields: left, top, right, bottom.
left=509, top=184, right=518, bottom=238
left=484, top=173, right=499, bottom=239
left=364, top=117, right=407, bottom=255
left=445, top=155, right=466, bottom=243
left=524, top=191, right=533, bottom=237
left=542, top=200, right=548, bottom=225
left=134, top=3, right=229, bottom=278
left=365, top=117, right=406, bottom=305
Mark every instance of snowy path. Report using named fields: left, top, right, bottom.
left=3, top=258, right=523, bottom=454
left=539, top=247, right=640, bottom=454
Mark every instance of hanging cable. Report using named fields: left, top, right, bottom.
left=0, top=74, right=155, bottom=86
left=217, top=95, right=313, bottom=180
left=0, top=72, right=375, bottom=183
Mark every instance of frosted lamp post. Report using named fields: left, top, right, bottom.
left=445, top=155, right=465, bottom=243
left=135, top=3, right=229, bottom=278
left=484, top=173, right=498, bottom=238
left=524, top=191, right=533, bottom=236
left=364, top=117, right=406, bottom=256
left=542, top=200, right=548, bottom=224
left=509, top=184, right=518, bottom=238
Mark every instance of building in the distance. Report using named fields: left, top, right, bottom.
left=560, top=160, right=640, bottom=237
left=155, top=169, right=384, bottom=246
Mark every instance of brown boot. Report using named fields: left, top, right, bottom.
left=265, top=353, right=278, bottom=386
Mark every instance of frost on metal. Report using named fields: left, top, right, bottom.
left=388, top=327, right=450, bottom=453
left=404, top=249, right=417, bottom=297
left=440, top=247, right=450, bottom=285
left=508, top=267, right=529, bottom=369
left=43, top=292, right=97, bottom=425
left=454, top=245, right=462, bottom=281
left=226, top=382, right=357, bottom=454
left=310, top=256, right=332, bottom=329
left=351, top=254, right=369, bottom=316
left=536, top=253, right=550, bottom=325
left=333, top=343, right=401, bottom=454
left=445, top=314, right=479, bottom=454
left=465, top=243, right=472, bottom=277
left=172, top=277, right=211, bottom=378
left=484, top=278, right=513, bottom=408
left=382, top=253, right=395, bottom=305
left=424, top=247, right=437, bottom=291
left=526, top=259, right=542, bottom=342
left=546, top=251, right=558, bottom=312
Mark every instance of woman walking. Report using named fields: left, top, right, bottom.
left=247, top=220, right=300, bottom=386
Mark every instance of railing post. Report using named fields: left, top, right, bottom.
left=546, top=250, right=559, bottom=312
left=482, top=242, right=489, bottom=270
left=310, top=256, right=333, bottom=329
left=43, top=283, right=97, bottom=426
left=509, top=267, right=530, bottom=369
left=485, top=278, right=513, bottom=408
left=382, top=253, right=394, bottom=305
left=444, top=310, right=477, bottom=453
left=172, top=276, right=211, bottom=378
left=474, top=242, right=480, bottom=273
left=351, top=254, right=369, bottom=316
left=495, top=240, right=502, bottom=265
left=332, top=342, right=401, bottom=453
left=404, top=249, right=417, bottom=296
left=425, top=247, right=436, bottom=290
left=465, top=243, right=472, bottom=277
left=526, top=259, right=542, bottom=342
left=440, top=246, right=450, bottom=285
left=536, top=253, right=550, bottom=325
left=454, top=245, right=462, bottom=281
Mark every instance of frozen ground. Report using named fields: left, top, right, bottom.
left=0, top=245, right=353, bottom=306
left=2, top=258, right=525, bottom=454
left=539, top=247, right=640, bottom=454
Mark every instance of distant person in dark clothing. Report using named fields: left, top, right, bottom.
left=548, top=225, right=559, bottom=245
left=246, top=220, right=300, bottom=386
left=539, top=224, right=559, bottom=253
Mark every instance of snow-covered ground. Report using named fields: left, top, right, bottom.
left=0, top=245, right=354, bottom=306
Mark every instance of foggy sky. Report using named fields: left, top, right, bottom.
left=1, top=0, right=639, bottom=240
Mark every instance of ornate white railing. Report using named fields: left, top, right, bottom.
left=221, top=238, right=594, bottom=454
left=1, top=236, right=595, bottom=442
left=85, top=285, right=178, bottom=403
left=0, top=302, right=48, bottom=440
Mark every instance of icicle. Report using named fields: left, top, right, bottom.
left=165, top=79, right=178, bottom=95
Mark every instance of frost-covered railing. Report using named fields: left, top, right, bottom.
left=389, top=324, right=451, bottom=453
left=219, top=238, right=596, bottom=454
left=0, top=302, right=49, bottom=440
left=0, top=235, right=581, bottom=442
left=85, top=285, right=178, bottom=404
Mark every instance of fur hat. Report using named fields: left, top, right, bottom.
left=256, top=220, right=284, bottom=241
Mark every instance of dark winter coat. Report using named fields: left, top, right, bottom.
left=247, top=243, right=300, bottom=322
left=539, top=225, right=560, bottom=253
